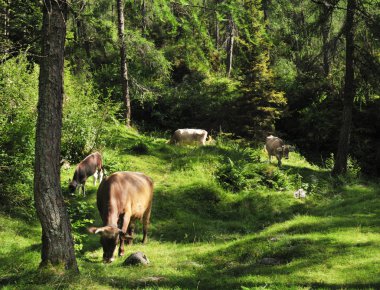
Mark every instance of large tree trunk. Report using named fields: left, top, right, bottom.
left=117, top=0, right=131, bottom=127
left=34, top=0, right=78, bottom=271
left=332, top=0, right=356, bottom=176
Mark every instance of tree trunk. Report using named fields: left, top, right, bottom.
left=321, top=4, right=331, bottom=77
left=141, top=0, right=146, bottom=36
left=332, top=0, right=356, bottom=176
left=262, top=0, right=269, bottom=22
left=34, top=0, right=78, bottom=270
left=4, top=0, right=10, bottom=37
left=215, top=14, right=219, bottom=50
left=117, top=0, right=131, bottom=127
left=226, top=13, right=234, bottom=77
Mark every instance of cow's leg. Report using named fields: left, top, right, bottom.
left=93, top=171, right=98, bottom=186
left=99, top=169, right=104, bottom=183
left=276, top=156, right=282, bottom=167
left=118, top=214, right=131, bottom=257
left=82, top=184, right=86, bottom=196
left=142, top=206, right=152, bottom=244
left=126, top=220, right=135, bottom=246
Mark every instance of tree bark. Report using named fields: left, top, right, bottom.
left=4, top=0, right=10, bottom=37
left=332, top=0, right=356, bottom=176
left=226, top=13, right=234, bottom=77
left=321, top=4, right=332, bottom=77
left=117, top=0, right=131, bottom=127
left=141, top=0, right=147, bottom=36
left=34, top=0, right=78, bottom=271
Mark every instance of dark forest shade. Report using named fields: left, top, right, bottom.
left=332, top=0, right=356, bottom=176
left=34, top=0, right=78, bottom=271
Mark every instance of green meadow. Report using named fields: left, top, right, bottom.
left=1, top=127, right=379, bottom=289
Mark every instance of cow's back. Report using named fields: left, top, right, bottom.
left=265, top=136, right=284, bottom=155
left=75, top=152, right=102, bottom=182
left=171, top=129, right=208, bottom=145
left=97, top=172, right=153, bottom=223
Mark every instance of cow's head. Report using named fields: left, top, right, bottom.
left=68, top=179, right=77, bottom=193
left=276, top=145, right=291, bottom=159
left=88, top=226, right=132, bottom=263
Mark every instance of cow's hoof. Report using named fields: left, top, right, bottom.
left=119, top=252, right=124, bottom=257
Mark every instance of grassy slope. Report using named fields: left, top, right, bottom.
left=1, top=128, right=380, bottom=289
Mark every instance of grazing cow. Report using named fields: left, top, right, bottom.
left=68, top=152, right=104, bottom=196
left=265, top=135, right=292, bottom=167
left=88, top=171, right=154, bottom=263
left=169, top=129, right=208, bottom=146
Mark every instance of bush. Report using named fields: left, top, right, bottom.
left=61, top=66, right=117, bottom=162
left=215, top=158, right=248, bottom=192
left=0, top=54, right=38, bottom=218
left=129, top=140, right=150, bottom=154
left=215, top=147, right=299, bottom=193
left=67, top=200, right=95, bottom=252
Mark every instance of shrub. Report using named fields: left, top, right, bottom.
left=0, top=54, right=38, bottom=218
left=215, top=158, right=248, bottom=192
left=61, top=67, right=117, bottom=162
left=67, top=200, right=95, bottom=252
left=129, top=140, right=150, bottom=154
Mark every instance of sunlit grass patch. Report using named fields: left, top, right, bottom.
left=3, top=129, right=380, bottom=288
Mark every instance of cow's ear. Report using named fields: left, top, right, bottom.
left=88, top=227, right=98, bottom=234
left=276, top=147, right=283, bottom=152
left=289, top=146, right=295, bottom=152
left=88, top=226, right=119, bottom=237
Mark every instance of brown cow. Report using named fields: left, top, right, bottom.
left=265, top=135, right=292, bottom=167
left=68, top=152, right=104, bottom=196
left=88, top=171, right=154, bottom=263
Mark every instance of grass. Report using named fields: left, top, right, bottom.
left=1, top=126, right=380, bottom=289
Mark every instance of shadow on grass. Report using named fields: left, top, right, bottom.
left=85, top=231, right=380, bottom=289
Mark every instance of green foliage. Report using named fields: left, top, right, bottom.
left=215, top=158, right=248, bottom=192
left=62, top=66, right=117, bottom=162
left=67, top=200, right=95, bottom=253
left=215, top=142, right=298, bottom=193
left=129, top=140, right=150, bottom=155
left=0, top=54, right=38, bottom=217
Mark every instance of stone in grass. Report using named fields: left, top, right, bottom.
left=259, top=257, right=281, bottom=265
left=123, top=252, right=150, bottom=266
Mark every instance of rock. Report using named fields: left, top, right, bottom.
left=60, top=159, right=71, bottom=170
left=179, top=261, right=204, bottom=269
left=259, top=257, right=281, bottom=265
left=294, top=188, right=306, bottom=199
left=123, top=252, right=150, bottom=266
left=138, top=276, right=165, bottom=283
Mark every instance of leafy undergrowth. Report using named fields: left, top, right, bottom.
left=1, top=126, right=380, bottom=289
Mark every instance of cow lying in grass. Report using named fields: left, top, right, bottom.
left=88, top=171, right=154, bottom=263
left=68, top=152, right=104, bottom=196
left=169, top=128, right=208, bottom=146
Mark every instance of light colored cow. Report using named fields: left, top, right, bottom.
left=265, top=135, right=292, bottom=167
left=169, top=129, right=208, bottom=146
